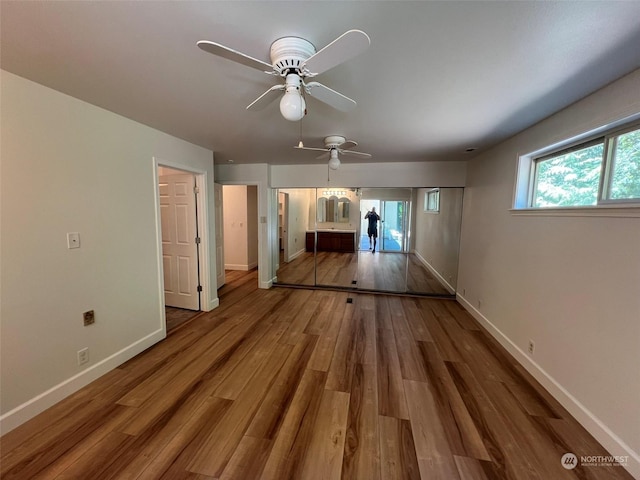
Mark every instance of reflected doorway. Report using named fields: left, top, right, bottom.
left=360, top=199, right=408, bottom=252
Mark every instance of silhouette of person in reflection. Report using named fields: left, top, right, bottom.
left=365, top=207, right=381, bottom=253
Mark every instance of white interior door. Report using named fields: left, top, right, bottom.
left=214, top=182, right=225, bottom=289
left=160, top=174, right=200, bottom=310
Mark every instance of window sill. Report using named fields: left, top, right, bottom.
left=510, top=205, right=640, bottom=218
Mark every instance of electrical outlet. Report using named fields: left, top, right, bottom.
left=528, top=340, right=535, bottom=355
left=67, top=232, right=80, bottom=249
left=83, top=310, right=95, bottom=326
left=77, top=347, right=89, bottom=365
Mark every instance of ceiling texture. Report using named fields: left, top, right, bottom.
left=2, top=1, right=640, bottom=166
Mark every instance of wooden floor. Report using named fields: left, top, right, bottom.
left=165, top=306, right=201, bottom=332
left=277, top=251, right=451, bottom=295
left=1, top=270, right=632, bottom=479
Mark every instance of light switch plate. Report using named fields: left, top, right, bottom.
left=67, top=232, right=80, bottom=249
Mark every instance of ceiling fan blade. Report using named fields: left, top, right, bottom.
left=316, top=151, right=331, bottom=160
left=294, top=145, right=327, bottom=152
left=306, top=82, right=356, bottom=112
left=246, top=84, right=284, bottom=110
left=339, top=149, right=372, bottom=158
left=197, top=40, right=273, bottom=72
left=303, top=30, right=370, bottom=76
left=338, top=140, right=358, bottom=150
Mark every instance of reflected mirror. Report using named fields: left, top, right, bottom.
left=317, top=191, right=350, bottom=223
left=274, top=187, right=463, bottom=297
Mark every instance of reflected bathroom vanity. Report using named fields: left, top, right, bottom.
left=306, top=230, right=356, bottom=253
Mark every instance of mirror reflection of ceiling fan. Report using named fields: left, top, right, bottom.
left=197, top=30, right=370, bottom=121
left=295, top=135, right=372, bottom=170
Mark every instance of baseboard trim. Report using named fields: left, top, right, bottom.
left=456, top=294, right=640, bottom=479
left=205, top=297, right=219, bottom=312
left=286, top=247, right=306, bottom=262
left=0, top=329, right=165, bottom=435
left=224, top=263, right=257, bottom=271
left=413, top=250, right=455, bottom=294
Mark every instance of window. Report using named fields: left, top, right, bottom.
left=425, top=189, right=439, bottom=212
left=604, top=126, right=640, bottom=201
left=532, top=139, right=604, bottom=207
left=518, top=121, right=640, bottom=209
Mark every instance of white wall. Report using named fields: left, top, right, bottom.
left=271, top=161, right=467, bottom=188
left=414, top=188, right=463, bottom=292
left=457, top=68, right=640, bottom=477
left=0, top=71, right=216, bottom=433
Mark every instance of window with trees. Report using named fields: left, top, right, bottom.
left=527, top=123, right=640, bottom=208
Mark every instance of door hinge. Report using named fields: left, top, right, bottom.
left=197, top=285, right=203, bottom=292
left=195, top=237, right=201, bottom=244
left=194, top=186, right=200, bottom=194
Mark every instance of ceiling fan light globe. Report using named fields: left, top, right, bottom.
left=328, top=157, right=341, bottom=170
left=280, top=91, right=306, bottom=121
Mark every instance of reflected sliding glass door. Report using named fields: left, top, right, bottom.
left=381, top=200, right=408, bottom=252
left=360, top=199, right=408, bottom=252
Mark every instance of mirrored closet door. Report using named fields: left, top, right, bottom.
left=273, top=187, right=463, bottom=297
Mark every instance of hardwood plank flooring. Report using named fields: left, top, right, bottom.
left=1, top=270, right=634, bottom=480
left=276, top=251, right=452, bottom=295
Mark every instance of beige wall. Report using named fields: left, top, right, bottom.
left=222, top=185, right=258, bottom=270
left=414, top=188, right=463, bottom=292
left=457, top=68, right=640, bottom=477
left=0, top=71, right=215, bottom=433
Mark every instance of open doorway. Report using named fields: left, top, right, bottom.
left=158, top=166, right=202, bottom=332
left=360, top=198, right=409, bottom=252
left=221, top=184, right=259, bottom=280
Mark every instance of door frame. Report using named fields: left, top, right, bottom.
left=153, top=158, right=213, bottom=331
left=217, top=180, right=269, bottom=288
left=279, top=192, right=290, bottom=262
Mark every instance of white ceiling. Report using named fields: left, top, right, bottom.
left=2, top=1, right=640, bottom=166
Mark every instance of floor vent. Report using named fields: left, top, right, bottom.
left=346, top=298, right=353, bottom=304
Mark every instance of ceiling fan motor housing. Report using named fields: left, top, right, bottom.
left=270, top=37, right=316, bottom=75
left=324, top=135, right=347, bottom=148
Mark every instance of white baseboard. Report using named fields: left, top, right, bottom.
left=205, top=297, right=219, bottom=312
left=224, top=262, right=257, bottom=271
left=456, top=294, right=640, bottom=479
left=0, top=329, right=165, bottom=435
left=412, top=250, right=455, bottom=294
left=286, top=247, right=306, bottom=262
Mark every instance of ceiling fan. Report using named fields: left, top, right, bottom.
left=295, top=135, right=372, bottom=170
left=197, top=30, right=370, bottom=121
